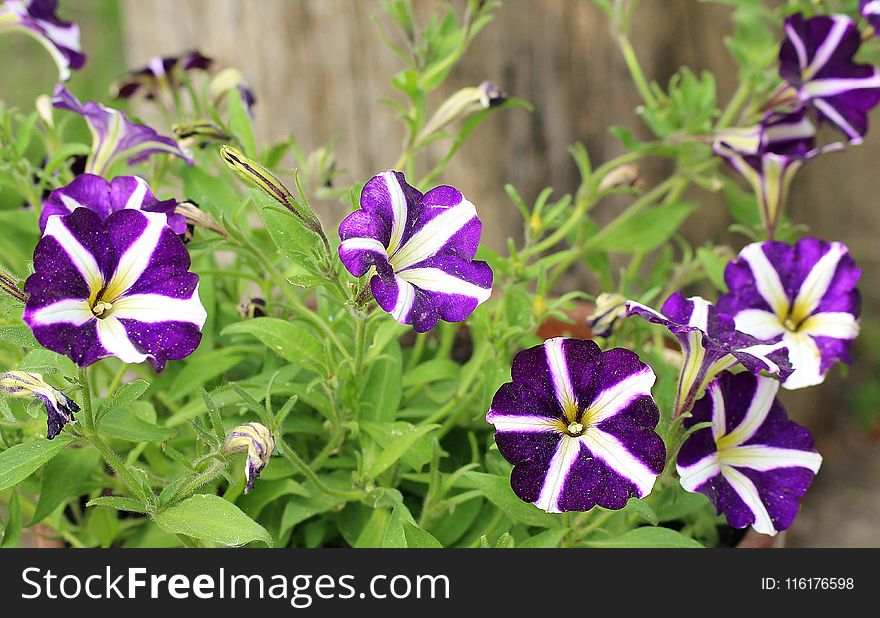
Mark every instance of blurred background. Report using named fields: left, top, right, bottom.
left=0, top=0, right=877, bottom=546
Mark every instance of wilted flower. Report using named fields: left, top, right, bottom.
left=717, top=238, right=860, bottom=390
left=0, top=0, right=85, bottom=81
left=23, top=208, right=207, bottom=370
left=238, top=297, right=267, bottom=319
left=487, top=338, right=665, bottom=513
left=209, top=67, right=257, bottom=113
left=39, top=174, right=186, bottom=235
left=677, top=372, right=822, bottom=536
left=52, top=85, right=192, bottom=176
left=338, top=170, right=493, bottom=332
left=111, top=49, right=212, bottom=105
left=174, top=199, right=226, bottom=241
left=417, top=81, right=507, bottom=142
left=224, top=422, right=274, bottom=493
left=713, top=106, right=842, bottom=237
left=0, top=370, right=78, bottom=438
left=779, top=13, right=880, bottom=143
left=587, top=292, right=627, bottom=338
left=626, top=293, right=791, bottom=416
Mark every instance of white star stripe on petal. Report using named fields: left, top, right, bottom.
left=96, top=316, right=150, bottom=364
left=389, top=198, right=477, bottom=270
left=733, top=309, right=787, bottom=340
left=803, top=15, right=850, bottom=80
left=109, top=288, right=207, bottom=327
left=799, top=311, right=859, bottom=340
left=802, top=74, right=880, bottom=98
left=740, top=243, right=789, bottom=318
left=485, top=413, right=560, bottom=433
left=544, top=337, right=576, bottom=412
left=397, top=267, right=491, bottom=303
left=532, top=435, right=580, bottom=513
left=721, top=464, right=776, bottom=536
left=709, top=381, right=726, bottom=442
left=677, top=454, right=721, bottom=492
left=719, top=377, right=778, bottom=448
left=812, top=98, right=863, bottom=143
left=339, top=237, right=388, bottom=257
left=791, top=242, right=847, bottom=320
left=785, top=22, right=809, bottom=70
left=580, top=428, right=658, bottom=497
left=391, top=276, right=415, bottom=323
left=27, top=298, right=93, bottom=326
left=781, top=331, right=824, bottom=389
left=687, top=297, right=711, bottom=331
left=383, top=171, right=409, bottom=256
left=103, top=211, right=167, bottom=299
left=123, top=176, right=149, bottom=210
left=720, top=445, right=822, bottom=473
left=44, top=215, right=104, bottom=291
left=585, top=367, right=655, bottom=426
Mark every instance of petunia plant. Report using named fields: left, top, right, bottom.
left=0, top=0, right=871, bottom=549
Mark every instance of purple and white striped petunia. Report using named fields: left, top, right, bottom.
left=111, top=49, right=212, bottom=103
left=862, top=1, right=880, bottom=32
left=487, top=338, right=665, bottom=513
left=40, top=174, right=186, bottom=235
left=338, top=171, right=493, bottom=332
left=714, top=107, right=842, bottom=237
left=779, top=13, right=880, bottom=143
left=717, top=238, right=860, bottom=390
left=626, top=293, right=792, bottom=416
left=52, top=85, right=192, bottom=176
left=23, top=208, right=207, bottom=371
left=677, top=372, right=822, bottom=536
left=0, top=0, right=85, bottom=81
left=0, top=370, right=79, bottom=439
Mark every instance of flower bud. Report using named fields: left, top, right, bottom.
left=587, top=293, right=627, bottom=338
left=224, top=422, right=274, bottom=493
left=0, top=270, right=27, bottom=303
left=418, top=81, right=507, bottom=142
left=238, top=297, right=267, bottom=319
left=173, top=120, right=230, bottom=150
left=174, top=200, right=226, bottom=240
left=0, top=371, right=78, bottom=439
left=598, top=164, right=642, bottom=192
left=209, top=68, right=256, bottom=112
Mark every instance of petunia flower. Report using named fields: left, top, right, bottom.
left=486, top=338, right=665, bottom=513
left=713, top=106, right=842, bottom=238
left=0, top=0, right=85, bottom=81
left=224, top=422, right=274, bottom=494
left=111, top=49, right=212, bottom=105
left=626, top=293, right=791, bottom=416
left=0, top=370, right=78, bottom=439
left=23, top=208, right=207, bottom=371
left=52, top=85, right=192, bottom=176
left=717, top=238, right=860, bottom=390
left=39, top=173, right=186, bottom=235
left=677, top=372, right=822, bottom=536
left=862, top=1, right=880, bottom=32
left=779, top=13, right=880, bottom=143
left=338, top=170, right=493, bottom=332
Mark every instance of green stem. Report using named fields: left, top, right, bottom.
left=353, top=317, right=368, bottom=389
left=716, top=81, right=750, bottom=129
left=281, top=439, right=362, bottom=500
left=617, top=33, right=657, bottom=109
left=174, top=459, right=228, bottom=499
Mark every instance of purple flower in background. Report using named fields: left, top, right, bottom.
left=626, top=293, right=791, bottom=416
left=40, top=174, right=186, bottom=235
left=111, top=49, right=213, bottom=103
left=0, top=371, right=79, bottom=439
left=862, top=1, right=880, bottom=32
left=0, top=0, right=85, bottom=81
left=487, top=338, right=665, bottom=513
left=714, top=106, right=842, bottom=237
left=779, top=13, right=880, bottom=143
left=338, top=170, right=493, bottom=332
left=209, top=68, right=257, bottom=114
left=717, top=239, right=860, bottom=390
left=224, top=422, right=274, bottom=494
left=23, top=208, right=207, bottom=371
left=52, top=86, right=192, bottom=176
left=677, top=372, right=822, bottom=536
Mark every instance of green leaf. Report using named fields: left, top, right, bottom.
left=237, top=478, right=310, bottom=519
left=584, top=526, right=704, bottom=548
left=100, top=403, right=175, bottom=442
left=1, top=491, right=21, bottom=548
left=222, top=318, right=323, bottom=369
left=257, top=201, right=323, bottom=266
left=360, top=421, right=439, bottom=477
left=227, top=89, right=257, bottom=158
left=624, top=498, right=659, bottom=526
left=0, top=324, right=39, bottom=349
left=360, top=341, right=402, bottom=421
left=279, top=474, right=350, bottom=538
left=402, top=359, right=460, bottom=388
left=0, top=436, right=71, bottom=492
left=86, top=496, right=148, bottom=514
left=592, top=202, right=697, bottom=253
left=166, top=350, right=246, bottom=402
left=31, top=447, right=101, bottom=525
left=99, top=379, right=150, bottom=418
left=402, top=522, right=443, bottom=548
left=697, top=246, right=730, bottom=292
left=154, top=494, right=273, bottom=547
left=518, top=528, right=569, bottom=548
left=464, top=472, right=558, bottom=528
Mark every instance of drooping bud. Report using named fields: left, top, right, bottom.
left=598, top=164, right=642, bottom=192
left=238, top=298, right=267, bottom=319
left=224, top=422, right=274, bottom=494
left=0, top=371, right=79, bottom=439
left=209, top=68, right=256, bottom=113
left=173, top=120, right=231, bottom=151
left=587, top=293, right=627, bottom=338
left=174, top=200, right=227, bottom=240
left=418, top=81, right=507, bottom=142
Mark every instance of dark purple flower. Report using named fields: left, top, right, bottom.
left=338, top=170, right=493, bottom=332
left=677, top=372, right=822, bottom=536
left=39, top=174, right=186, bottom=235
left=862, top=1, right=880, bottom=32
left=0, top=0, right=85, bottom=81
left=779, top=13, right=880, bottom=143
left=111, top=49, right=212, bottom=103
left=717, top=238, right=860, bottom=389
left=0, top=370, right=79, bottom=439
left=52, top=86, right=192, bottom=176
left=714, top=106, right=843, bottom=237
left=626, top=293, right=792, bottom=416
left=486, top=338, right=665, bottom=513
left=23, top=208, right=207, bottom=371
left=224, top=422, right=274, bottom=494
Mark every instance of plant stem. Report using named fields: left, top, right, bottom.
left=281, top=438, right=362, bottom=500
left=175, top=459, right=228, bottom=499
left=716, top=81, right=750, bottom=129
left=616, top=33, right=657, bottom=109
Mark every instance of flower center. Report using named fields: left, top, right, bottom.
left=91, top=300, right=113, bottom=318
left=566, top=421, right=585, bottom=436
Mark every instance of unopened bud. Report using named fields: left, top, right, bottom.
left=598, top=164, right=642, bottom=192
left=587, top=293, right=627, bottom=338
left=224, top=422, right=274, bottom=494
left=0, top=371, right=78, bottom=439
